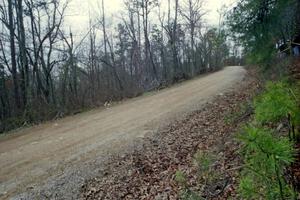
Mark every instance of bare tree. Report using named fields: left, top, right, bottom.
left=140, top=0, right=159, bottom=82
left=164, top=0, right=181, bottom=80
left=0, top=0, right=230, bottom=133
left=99, top=0, right=124, bottom=93
left=7, top=0, right=20, bottom=108
left=16, top=0, right=29, bottom=107
left=180, top=0, right=206, bottom=75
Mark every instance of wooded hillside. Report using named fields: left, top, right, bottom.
left=0, top=0, right=234, bottom=133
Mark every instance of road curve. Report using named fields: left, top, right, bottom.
left=0, top=66, right=246, bottom=199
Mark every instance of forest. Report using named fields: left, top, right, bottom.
left=0, top=0, right=234, bottom=133
left=0, top=0, right=300, bottom=199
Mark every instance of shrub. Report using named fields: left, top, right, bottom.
left=238, top=125, right=296, bottom=199
left=254, top=81, right=298, bottom=124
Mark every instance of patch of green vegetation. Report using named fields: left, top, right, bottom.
left=175, top=151, right=218, bottom=200
left=238, top=125, right=296, bottom=199
left=193, top=151, right=218, bottom=184
left=237, top=80, right=300, bottom=199
left=175, top=170, right=187, bottom=188
left=254, top=81, right=299, bottom=125
left=175, top=170, right=202, bottom=200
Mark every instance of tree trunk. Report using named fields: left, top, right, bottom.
left=16, top=0, right=29, bottom=108
left=142, top=0, right=158, bottom=80
left=8, top=0, right=21, bottom=109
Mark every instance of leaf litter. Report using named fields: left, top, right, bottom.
left=81, top=73, right=260, bottom=200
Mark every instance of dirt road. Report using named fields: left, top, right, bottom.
left=0, top=66, right=246, bottom=199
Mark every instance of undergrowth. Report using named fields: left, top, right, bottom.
left=175, top=151, right=216, bottom=200
left=238, top=125, right=296, bottom=199
left=238, top=80, right=300, bottom=199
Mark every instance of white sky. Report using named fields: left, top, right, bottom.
left=64, top=0, right=237, bottom=37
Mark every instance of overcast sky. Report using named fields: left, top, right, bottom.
left=64, top=0, right=237, bottom=37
